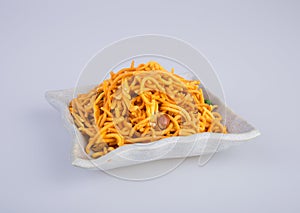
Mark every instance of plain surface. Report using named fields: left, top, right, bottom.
left=1, top=0, right=299, bottom=212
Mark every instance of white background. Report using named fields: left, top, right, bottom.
left=1, top=0, right=299, bottom=212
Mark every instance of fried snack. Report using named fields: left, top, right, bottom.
left=69, top=61, right=227, bottom=158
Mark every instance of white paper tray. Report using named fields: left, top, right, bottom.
left=45, top=86, right=260, bottom=170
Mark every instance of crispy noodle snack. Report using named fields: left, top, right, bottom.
left=69, top=61, right=227, bottom=158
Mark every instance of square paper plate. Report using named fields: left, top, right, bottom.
left=45, top=87, right=260, bottom=170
